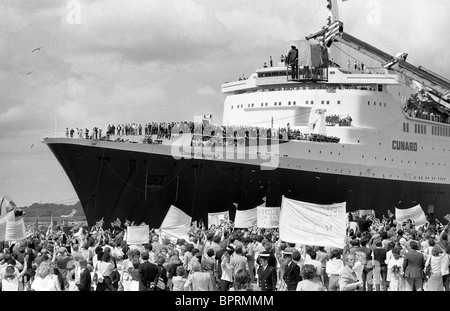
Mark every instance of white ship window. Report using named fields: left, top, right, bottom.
left=338, top=101, right=341, bottom=105
left=231, top=105, right=233, bottom=109
left=379, top=102, right=382, bottom=107
left=248, top=104, right=250, bottom=108
left=274, top=102, right=277, bottom=106
left=265, top=103, right=268, bottom=106
left=374, top=102, right=376, bottom=106
left=414, top=124, right=417, bottom=133
left=321, top=100, right=325, bottom=105
left=261, top=103, right=264, bottom=107
left=327, top=101, right=330, bottom=105
left=279, top=102, right=282, bottom=106
left=293, top=101, right=296, bottom=105
left=288, top=101, right=291, bottom=105
left=368, top=101, right=370, bottom=106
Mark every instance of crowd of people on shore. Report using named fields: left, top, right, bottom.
left=2, top=211, right=448, bottom=292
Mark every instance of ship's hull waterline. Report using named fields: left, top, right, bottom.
left=45, top=138, right=446, bottom=228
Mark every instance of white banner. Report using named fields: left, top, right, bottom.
left=0, top=211, right=15, bottom=242
left=126, top=225, right=150, bottom=245
left=234, top=208, right=257, bottom=229
left=5, top=218, right=26, bottom=241
left=257, top=206, right=280, bottom=228
left=208, top=211, right=229, bottom=228
left=279, top=196, right=347, bottom=249
left=395, top=204, right=428, bottom=226
left=158, top=205, right=191, bottom=241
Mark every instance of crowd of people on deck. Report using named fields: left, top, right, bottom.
left=1, top=209, right=449, bottom=292
left=403, top=92, right=450, bottom=125
left=64, top=120, right=342, bottom=147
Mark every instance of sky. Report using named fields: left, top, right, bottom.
left=1, top=0, right=450, bottom=207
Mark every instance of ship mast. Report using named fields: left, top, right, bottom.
left=307, top=2, right=450, bottom=110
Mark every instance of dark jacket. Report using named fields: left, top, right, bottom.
left=138, top=260, right=159, bottom=291
left=283, top=260, right=301, bottom=290
left=257, top=265, right=277, bottom=291
left=76, top=268, right=92, bottom=291
left=287, top=48, right=298, bottom=65
left=403, top=250, right=425, bottom=278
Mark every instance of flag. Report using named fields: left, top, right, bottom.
left=124, top=219, right=131, bottom=227
left=95, top=218, right=104, bottom=230
left=324, top=21, right=343, bottom=47
left=444, top=214, right=450, bottom=222
left=110, top=217, right=122, bottom=228
left=61, top=208, right=77, bottom=218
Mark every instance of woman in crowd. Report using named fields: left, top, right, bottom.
left=1, top=255, right=28, bottom=291
left=230, top=269, right=257, bottom=291
left=94, top=252, right=115, bottom=291
left=171, top=265, right=187, bottom=291
left=325, top=249, right=343, bottom=291
left=387, top=247, right=404, bottom=291
left=424, top=245, right=447, bottom=291
left=296, top=264, right=324, bottom=291
left=220, top=251, right=234, bottom=291
left=155, top=253, right=168, bottom=291
left=31, top=260, right=61, bottom=291
left=184, top=261, right=215, bottom=291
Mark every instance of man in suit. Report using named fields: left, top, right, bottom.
left=339, top=253, right=363, bottom=291
left=138, top=251, right=159, bottom=291
left=257, top=253, right=277, bottom=291
left=403, top=241, right=425, bottom=291
left=76, top=259, right=91, bottom=291
left=287, top=45, right=298, bottom=79
left=282, top=250, right=301, bottom=291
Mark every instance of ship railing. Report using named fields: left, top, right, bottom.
left=286, top=66, right=328, bottom=82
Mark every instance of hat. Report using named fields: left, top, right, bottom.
left=259, top=253, right=270, bottom=259
left=282, top=251, right=293, bottom=256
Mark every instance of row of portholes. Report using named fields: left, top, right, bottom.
left=285, top=161, right=447, bottom=182
left=368, top=101, right=387, bottom=107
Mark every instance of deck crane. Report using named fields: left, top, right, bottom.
left=306, top=1, right=450, bottom=111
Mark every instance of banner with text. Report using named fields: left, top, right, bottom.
left=234, top=208, right=257, bottom=229
left=5, top=218, right=26, bottom=241
left=395, top=204, right=428, bottom=226
left=257, top=206, right=280, bottom=228
left=158, top=205, right=191, bottom=241
left=279, top=196, right=347, bottom=249
left=0, top=211, right=15, bottom=242
left=126, top=224, right=150, bottom=245
left=208, top=211, right=229, bottom=228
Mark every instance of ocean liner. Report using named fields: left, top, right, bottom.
left=43, top=1, right=450, bottom=228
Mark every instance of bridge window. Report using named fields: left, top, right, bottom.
left=321, top=100, right=325, bottom=105
left=326, top=101, right=330, bottom=105
left=337, top=100, right=341, bottom=105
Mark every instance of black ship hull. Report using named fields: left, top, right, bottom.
left=46, top=140, right=448, bottom=228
